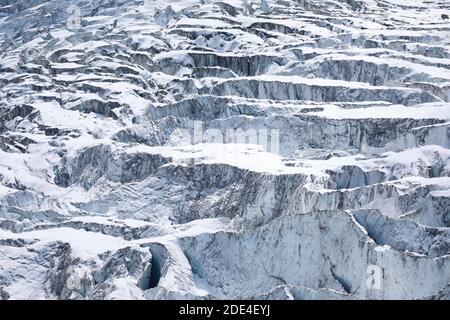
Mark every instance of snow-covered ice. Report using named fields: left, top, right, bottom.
left=0, top=0, right=449, bottom=300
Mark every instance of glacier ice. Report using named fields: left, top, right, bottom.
left=0, top=0, right=449, bottom=300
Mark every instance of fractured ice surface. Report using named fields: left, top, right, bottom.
left=0, top=0, right=449, bottom=300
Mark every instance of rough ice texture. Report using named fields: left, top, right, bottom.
left=0, top=0, right=449, bottom=300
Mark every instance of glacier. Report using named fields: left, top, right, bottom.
left=0, top=0, right=449, bottom=300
